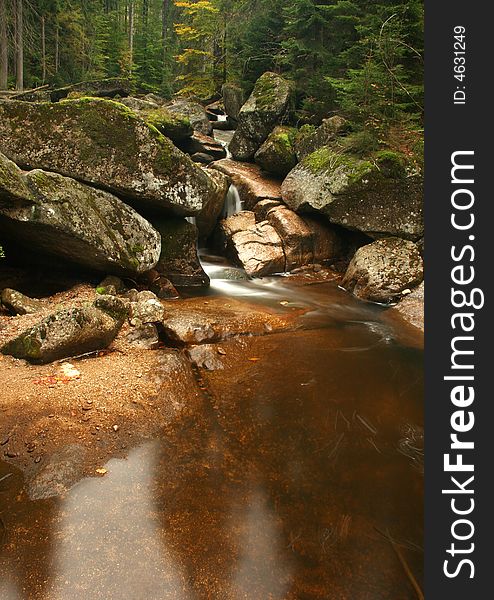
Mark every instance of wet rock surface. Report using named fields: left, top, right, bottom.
left=341, top=238, right=424, bottom=304
left=161, top=296, right=304, bottom=344
left=211, top=159, right=282, bottom=209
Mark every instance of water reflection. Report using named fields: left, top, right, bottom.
left=0, top=277, right=423, bottom=599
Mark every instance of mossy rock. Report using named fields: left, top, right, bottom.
left=229, top=72, right=295, bottom=161
left=281, top=146, right=423, bottom=240
left=1, top=305, right=123, bottom=364
left=0, top=152, right=33, bottom=207
left=0, top=160, right=161, bottom=276
left=254, top=126, right=298, bottom=178
left=145, top=107, right=193, bottom=141
left=295, top=116, right=348, bottom=160
left=0, top=98, right=217, bottom=216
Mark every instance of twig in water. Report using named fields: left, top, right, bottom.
left=355, top=413, right=378, bottom=435
left=377, top=527, right=424, bottom=600
left=0, top=473, right=13, bottom=485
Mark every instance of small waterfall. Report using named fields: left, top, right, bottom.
left=217, top=113, right=228, bottom=122
left=186, top=216, right=197, bottom=226
left=222, top=184, right=242, bottom=218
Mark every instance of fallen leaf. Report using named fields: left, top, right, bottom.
left=95, top=468, right=107, bottom=475
left=248, top=357, right=260, bottom=362
left=217, top=347, right=226, bottom=355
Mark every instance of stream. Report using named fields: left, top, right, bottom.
left=0, top=130, right=423, bottom=599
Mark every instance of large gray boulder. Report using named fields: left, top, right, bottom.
left=229, top=72, right=294, bottom=161
left=1, top=299, right=127, bottom=364
left=0, top=98, right=218, bottom=216
left=0, top=153, right=161, bottom=275
left=281, top=148, right=423, bottom=240
left=221, top=83, right=244, bottom=120
left=341, top=238, right=423, bottom=304
left=165, top=97, right=212, bottom=135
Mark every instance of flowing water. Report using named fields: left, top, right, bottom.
left=0, top=138, right=423, bottom=598
left=222, top=185, right=243, bottom=218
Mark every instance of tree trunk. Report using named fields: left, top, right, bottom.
left=128, top=0, right=134, bottom=75
left=162, top=0, right=170, bottom=73
left=15, top=0, right=23, bottom=91
left=41, top=15, right=46, bottom=84
left=0, top=0, right=8, bottom=90
left=55, top=20, right=59, bottom=74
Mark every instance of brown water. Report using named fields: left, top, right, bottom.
left=0, top=265, right=423, bottom=600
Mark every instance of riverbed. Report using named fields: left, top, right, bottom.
left=0, top=255, right=423, bottom=599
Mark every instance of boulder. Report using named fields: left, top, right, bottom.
left=295, top=116, right=348, bottom=160
left=144, top=106, right=193, bottom=141
left=0, top=152, right=32, bottom=207
left=213, top=211, right=256, bottom=254
left=191, top=153, right=214, bottom=164
left=96, top=275, right=126, bottom=296
left=225, top=205, right=343, bottom=276
left=178, top=132, right=227, bottom=160
left=28, top=444, right=86, bottom=500
left=229, top=72, right=294, bottom=161
left=281, top=148, right=423, bottom=240
left=150, top=218, right=209, bottom=287
left=389, top=282, right=424, bottom=332
left=254, top=126, right=298, bottom=178
left=221, top=83, right=244, bottom=120
left=165, top=98, right=212, bottom=135
left=265, top=206, right=313, bottom=271
left=130, top=297, right=165, bottom=325
left=196, top=169, right=229, bottom=239
left=126, top=323, right=160, bottom=349
left=0, top=98, right=218, bottom=217
left=341, top=238, right=424, bottom=304
left=1, top=302, right=125, bottom=364
left=253, top=199, right=282, bottom=222
left=0, top=157, right=161, bottom=276
left=211, top=159, right=282, bottom=209
left=231, top=221, right=286, bottom=277
left=186, top=344, right=224, bottom=370
left=1, top=288, right=41, bottom=315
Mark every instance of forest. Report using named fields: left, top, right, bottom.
left=0, top=0, right=423, bottom=137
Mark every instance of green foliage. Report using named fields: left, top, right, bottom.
left=2, top=0, right=423, bottom=148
